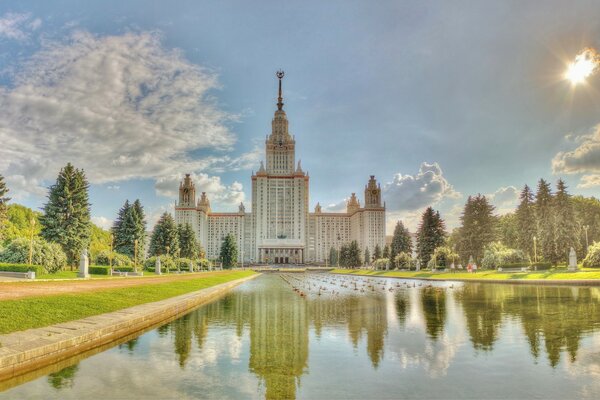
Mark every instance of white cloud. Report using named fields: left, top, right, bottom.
left=91, top=216, right=113, bottom=230
left=553, top=125, right=600, bottom=188
left=154, top=172, right=245, bottom=210
left=0, top=30, right=238, bottom=199
left=107, top=185, right=120, bottom=190
left=324, top=199, right=348, bottom=212
left=383, top=162, right=460, bottom=212
left=0, top=12, right=36, bottom=40
left=486, top=185, right=519, bottom=214
left=578, top=175, right=600, bottom=189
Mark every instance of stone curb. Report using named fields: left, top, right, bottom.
left=0, top=273, right=259, bottom=383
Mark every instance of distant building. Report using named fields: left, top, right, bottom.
left=175, top=72, right=386, bottom=264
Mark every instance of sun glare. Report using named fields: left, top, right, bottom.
left=565, top=48, right=599, bottom=85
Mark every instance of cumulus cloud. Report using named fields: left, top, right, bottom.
left=91, top=216, right=113, bottom=230
left=578, top=175, right=600, bottom=189
left=0, top=12, right=38, bottom=40
left=383, top=162, right=460, bottom=212
left=486, top=185, right=519, bottom=214
left=0, top=30, right=244, bottom=199
left=155, top=172, right=245, bottom=209
left=324, top=199, right=348, bottom=212
left=553, top=125, right=600, bottom=181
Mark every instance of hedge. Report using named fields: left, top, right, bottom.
left=88, top=265, right=136, bottom=275
left=0, top=263, right=45, bottom=275
left=497, top=262, right=553, bottom=270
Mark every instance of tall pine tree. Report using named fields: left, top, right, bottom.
left=456, top=194, right=497, bottom=263
left=178, top=223, right=200, bottom=259
left=0, top=174, right=10, bottom=241
left=373, top=244, right=382, bottom=261
left=515, top=185, right=537, bottom=260
left=554, top=179, right=580, bottom=262
left=112, top=200, right=147, bottom=259
left=149, top=213, right=179, bottom=257
left=390, top=220, right=412, bottom=261
left=40, top=163, right=91, bottom=268
left=535, top=179, right=558, bottom=264
left=219, top=234, right=238, bottom=268
left=416, top=207, right=446, bottom=267
left=382, top=244, right=390, bottom=259
left=364, top=247, right=370, bottom=266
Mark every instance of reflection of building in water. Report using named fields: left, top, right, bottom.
left=248, top=283, right=309, bottom=400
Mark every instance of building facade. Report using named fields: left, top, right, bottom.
left=175, top=72, right=386, bottom=264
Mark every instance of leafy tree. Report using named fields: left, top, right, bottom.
left=427, top=246, right=458, bottom=269
left=0, top=174, right=10, bottom=242
left=554, top=179, right=580, bottom=262
left=382, top=244, right=390, bottom=259
left=0, top=237, right=66, bottom=273
left=149, top=212, right=179, bottom=257
left=390, top=221, right=412, bottom=261
left=90, top=223, right=111, bottom=260
left=416, top=207, right=446, bottom=266
left=456, top=194, right=497, bottom=263
left=515, top=185, right=537, bottom=259
left=535, top=179, right=558, bottom=264
left=394, top=252, right=412, bottom=269
left=2, top=204, right=41, bottom=244
left=373, top=244, right=382, bottom=261
left=219, top=234, right=238, bottom=268
left=583, top=242, right=600, bottom=268
left=178, top=223, right=200, bottom=260
left=364, top=247, right=370, bottom=266
left=572, top=195, right=600, bottom=251
left=498, top=213, right=518, bottom=249
left=112, top=199, right=146, bottom=259
left=93, top=250, right=132, bottom=267
left=480, top=242, right=526, bottom=269
left=40, top=163, right=91, bottom=268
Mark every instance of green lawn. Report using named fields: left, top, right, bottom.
left=0, top=270, right=255, bottom=335
left=330, top=268, right=600, bottom=281
left=35, top=270, right=161, bottom=280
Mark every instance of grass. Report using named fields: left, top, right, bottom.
left=0, top=270, right=255, bottom=335
left=35, top=270, right=162, bottom=280
left=330, top=268, right=600, bottom=281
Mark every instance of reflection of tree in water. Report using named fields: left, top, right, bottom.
left=395, top=292, right=409, bottom=328
left=456, top=285, right=502, bottom=351
left=118, top=338, right=139, bottom=352
left=48, top=364, right=79, bottom=390
left=420, top=288, right=447, bottom=340
left=456, top=284, right=600, bottom=367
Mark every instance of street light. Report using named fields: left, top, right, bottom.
left=583, top=225, right=590, bottom=253
left=134, top=239, right=138, bottom=272
left=337, top=235, right=341, bottom=268
left=28, top=217, right=36, bottom=265
left=533, top=236, right=537, bottom=264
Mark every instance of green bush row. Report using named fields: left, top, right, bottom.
left=497, top=262, right=553, bottom=270
left=0, top=263, right=45, bottom=275
left=88, top=265, right=136, bottom=275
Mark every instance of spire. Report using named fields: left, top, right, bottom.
left=276, top=70, right=285, bottom=110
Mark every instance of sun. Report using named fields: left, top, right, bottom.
left=565, top=48, right=599, bottom=85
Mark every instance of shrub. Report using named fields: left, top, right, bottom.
left=175, top=257, right=195, bottom=271
left=427, top=246, right=459, bottom=269
left=0, top=263, right=44, bottom=275
left=0, top=237, right=66, bottom=273
left=199, top=258, right=212, bottom=270
left=94, top=250, right=133, bottom=267
left=144, top=255, right=176, bottom=272
left=373, top=258, right=390, bottom=270
left=89, top=265, right=135, bottom=275
left=583, top=242, right=600, bottom=268
left=394, top=252, right=412, bottom=269
left=481, top=242, right=526, bottom=270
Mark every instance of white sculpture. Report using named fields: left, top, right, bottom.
left=78, top=249, right=90, bottom=278
left=568, top=247, right=577, bottom=271
left=156, top=257, right=162, bottom=275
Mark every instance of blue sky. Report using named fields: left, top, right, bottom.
left=0, top=0, right=599, bottom=233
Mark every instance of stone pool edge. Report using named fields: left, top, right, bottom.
left=330, top=271, right=600, bottom=286
left=0, top=272, right=260, bottom=383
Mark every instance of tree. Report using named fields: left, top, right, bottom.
left=416, top=207, right=446, bottom=266
left=498, top=213, right=518, bottom=249
left=364, top=247, right=370, bottom=266
left=1, top=204, right=41, bottom=244
left=456, top=194, right=497, bottom=263
left=112, top=199, right=146, bottom=259
left=0, top=237, right=66, bottom=273
left=90, top=223, right=111, bottom=260
left=149, top=213, right=179, bottom=257
left=390, top=221, right=412, bottom=261
left=382, top=244, right=390, bottom=259
left=0, top=174, right=10, bottom=242
left=535, top=179, right=558, bottom=264
left=178, top=223, right=200, bottom=259
left=373, top=244, right=382, bottom=261
left=339, top=244, right=350, bottom=267
left=572, top=195, right=600, bottom=252
left=219, top=234, right=238, bottom=268
left=515, top=185, right=537, bottom=259
left=40, top=163, right=91, bottom=268
left=394, top=252, right=412, bottom=269
left=554, top=180, right=580, bottom=263
left=329, top=247, right=338, bottom=266
left=345, top=240, right=362, bottom=268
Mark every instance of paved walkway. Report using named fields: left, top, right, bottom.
left=0, top=271, right=237, bottom=300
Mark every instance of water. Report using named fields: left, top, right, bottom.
left=2, top=273, right=600, bottom=399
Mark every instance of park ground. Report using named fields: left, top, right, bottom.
left=0, top=270, right=256, bottom=334
left=331, top=268, right=600, bottom=281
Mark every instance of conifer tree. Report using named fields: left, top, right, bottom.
left=40, top=163, right=91, bottom=268
left=0, top=174, right=10, bottom=241
left=416, top=207, right=446, bottom=266
left=373, top=244, right=382, bottom=261
left=178, top=223, right=200, bottom=259
left=346, top=240, right=362, bottom=268
left=329, top=247, right=338, bottom=266
left=382, top=244, right=390, bottom=259
left=390, top=221, right=412, bottom=261
left=554, top=179, right=580, bottom=262
left=112, top=199, right=147, bottom=259
left=456, top=194, right=497, bottom=263
left=364, top=247, right=370, bottom=266
left=535, top=179, right=558, bottom=264
left=149, top=212, right=179, bottom=257
left=131, top=199, right=147, bottom=256
left=515, top=185, right=537, bottom=259
left=219, top=234, right=238, bottom=268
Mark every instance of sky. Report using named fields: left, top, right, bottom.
left=0, top=0, right=599, bottom=234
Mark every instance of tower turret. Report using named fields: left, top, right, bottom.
left=265, top=70, right=296, bottom=175
left=364, top=175, right=382, bottom=208
left=347, top=193, right=360, bottom=214
left=178, top=174, right=196, bottom=207
left=197, top=192, right=211, bottom=213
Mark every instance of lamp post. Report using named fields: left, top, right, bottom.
left=533, top=236, right=537, bottom=264
left=109, top=233, right=114, bottom=275
left=134, top=239, right=138, bottom=272
left=583, top=225, right=590, bottom=253
left=28, top=217, right=36, bottom=265
left=166, top=245, right=170, bottom=274
left=336, top=235, right=341, bottom=268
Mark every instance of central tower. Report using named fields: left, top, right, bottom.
left=265, top=70, right=296, bottom=175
